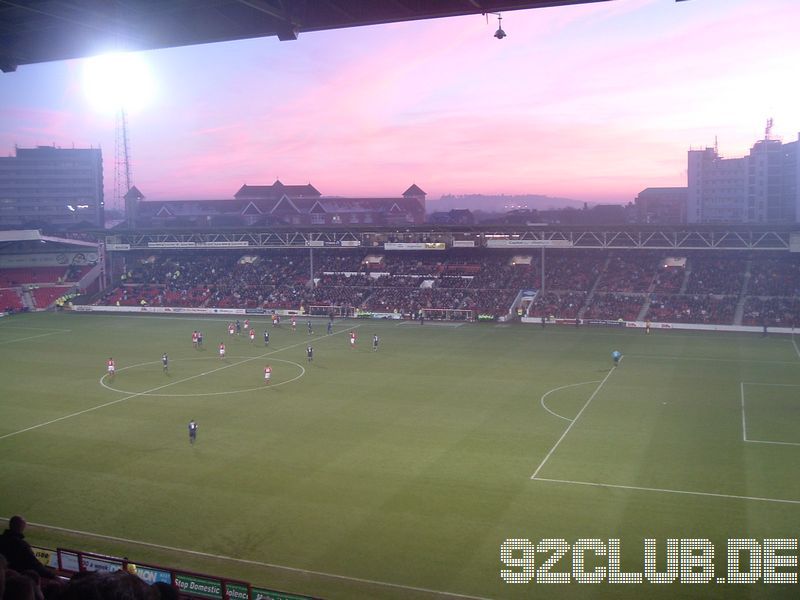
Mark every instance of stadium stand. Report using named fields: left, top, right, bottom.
left=0, top=288, right=24, bottom=311
left=646, top=293, right=738, bottom=324
left=92, top=249, right=800, bottom=326
left=30, top=286, right=71, bottom=309
left=742, top=296, right=799, bottom=327
left=595, top=253, right=656, bottom=293
left=747, top=256, right=800, bottom=297
left=527, top=291, right=586, bottom=319
left=582, top=293, right=646, bottom=321
left=651, top=265, right=685, bottom=293
left=0, top=267, right=69, bottom=286
left=685, top=256, right=746, bottom=295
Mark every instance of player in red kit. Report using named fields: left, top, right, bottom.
left=350, top=331, right=357, bottom=348
left=107, top=357, right=115, bottom=376
left=249, top=328, right=255, bottom=343
left=219, top=342, right=226, bottom=358
left=264, top=365, right=272, bottom=384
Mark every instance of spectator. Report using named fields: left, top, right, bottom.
left=0, top=516, right=57, bottom=581
left=3, top=572, right=36, bottom=600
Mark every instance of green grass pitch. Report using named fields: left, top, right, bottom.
left=2, top=312, right=800, bottom=599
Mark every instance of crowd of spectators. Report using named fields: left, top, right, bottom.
left=742, top=296, right=799, bottom=327
left=685, top=257, right=746, bottom=295
left=582, top=293, right=645, bottom=321
left=646, top=294, right=738, bottom=324
left=540, top=252, right=603, bottom=291
left=91, top=250, right=800, bottom=325
left=595, top=254, right=656, bottom=293
left=747, top=257, right=800, bottom=297
left=651, top=266, right=685, bottom=293
left=528, top=291, right=586, bottom=318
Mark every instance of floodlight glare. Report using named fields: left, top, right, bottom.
left=82, top=52, right=155, bottom=114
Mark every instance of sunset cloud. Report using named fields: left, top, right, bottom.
left=0, top=0, right=797, bottom=207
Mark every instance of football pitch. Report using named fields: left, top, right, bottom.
left=2, top=311, right=800, bottom=599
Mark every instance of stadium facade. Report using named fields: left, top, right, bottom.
left=0, top=146, right=104, bottom=229
left=127, top=181, right=427, bottom=229
left=687, top=132, right=800, bottom=224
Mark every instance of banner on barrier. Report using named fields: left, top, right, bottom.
left=225, top=582, right=250, bottom=600
left=44, top=545, right=317, bottom=600
left=72, top=305, right=246, bottom=315
left=32, top=546, right=58, bottom=569
left=486, top=239, right=572, bottom=248
left=174, top=574, right=222, bottom=599
left=135, top=566, right=172, bottom=585
left=80, top=554, right=123, bottom=573
left=384, top=242, right=445, bottom=250
left=57, top=550, right=80, bottom=572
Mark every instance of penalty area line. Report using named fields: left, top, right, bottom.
left=531, top=477, right=800, bottom=506
left=0, top=518, right=492, bottom=600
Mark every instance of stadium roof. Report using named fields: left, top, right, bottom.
left=0, top=229, right=98, bottom=250
left=0, top=0, right=613, bottom=72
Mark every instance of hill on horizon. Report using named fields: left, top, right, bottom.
left=430, top=193, right=593, bottom=213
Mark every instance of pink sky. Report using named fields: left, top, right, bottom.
left=0, top=0, right=798, bottom=209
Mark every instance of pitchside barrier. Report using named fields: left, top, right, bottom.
left=307, top=305, right=354, bottom=318
left=69, top=305, right=795, bottom=332
left=520, top=316, right=796, bottom=335
left=31, top=545, right=318, bottom=600
left=72, top=305, right=400, bottom=320
left=419, top=308, right=473, bottom=321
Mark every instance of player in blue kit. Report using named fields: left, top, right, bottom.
left=263, top=330, right=269, bottom=346
left=162, top=353, right=169, bottom=373
left=188, top=419, right=198, bottom=444
left=611, top=350, right=622, bottom=366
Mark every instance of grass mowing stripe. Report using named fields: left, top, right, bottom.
left=0, top=326, right=357, bottom=441
left=627, top=353, right=798, bottom=364
left=530, top=365, right=617, bottom=479
left=0, top=518, right=493, bottom=600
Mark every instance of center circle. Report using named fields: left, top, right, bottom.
left=99, top=356, right=305, bottom=397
